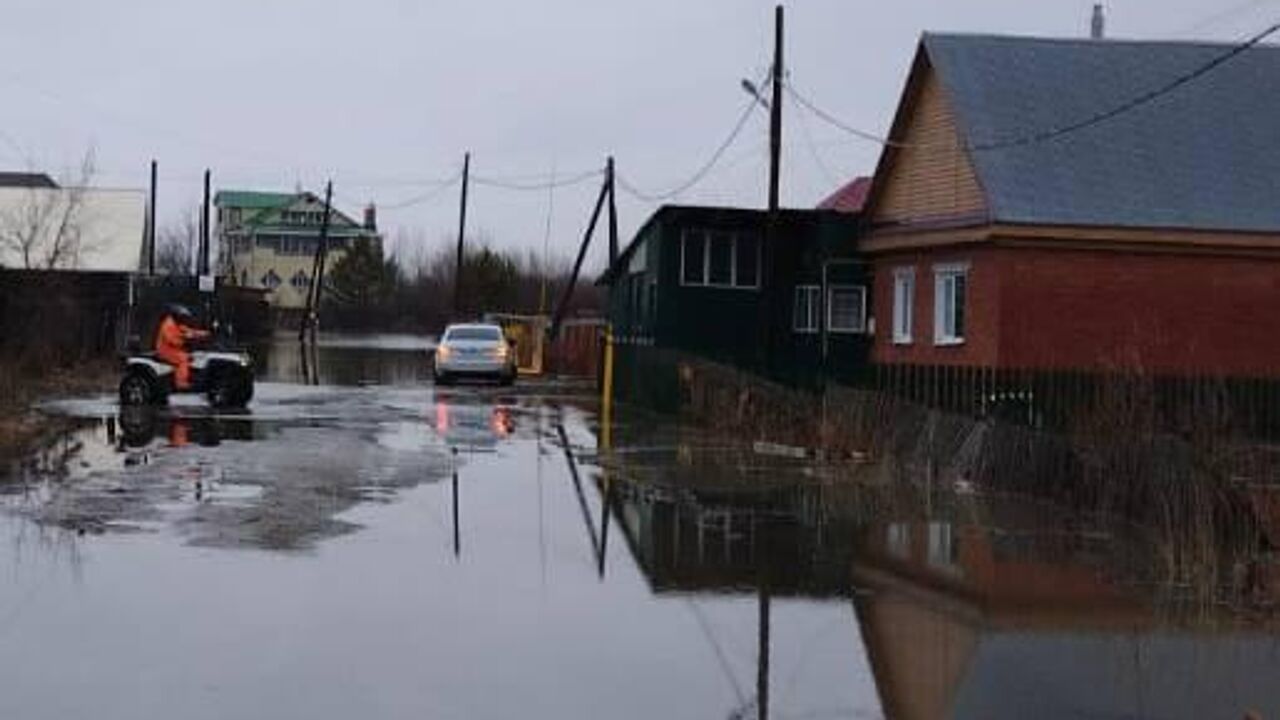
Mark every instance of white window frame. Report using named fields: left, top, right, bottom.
left=679, top=229, right=761, bottom=290
left=933, top=262, right=969, bottom=346
left=827, top=284, right=867, bottom=334
left=793, top=285, right=820, bottom=333
left=892, top=267, right=915, bottom=345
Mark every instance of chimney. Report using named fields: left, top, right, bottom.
left=363, top=203, right=377, bottom=232
left=1091, top=4, right=1105, bottom=39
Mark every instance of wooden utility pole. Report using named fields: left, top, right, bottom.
left=299, top=181, right=334, bottom=342
left=453, top=152, right=471, bottom=319
left=768, top=5, right=783, bottom=215
left=147, top=160, right=157, bottom=276
left=606, top=156, right=618, bottom=266
left=759, top=5, right=784, bottom=368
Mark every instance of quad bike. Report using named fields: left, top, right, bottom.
left=119, top=343, right=255, bottom=409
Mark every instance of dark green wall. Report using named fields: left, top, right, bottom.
left=607, top=206, right=871, bottom=390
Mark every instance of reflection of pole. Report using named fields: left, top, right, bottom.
left=757, top=583, right=770, bottom=720
left=452, top=467, right=461, bottom=558
left=598, top=476, right=611, bottom=579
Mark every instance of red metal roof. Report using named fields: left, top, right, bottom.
left=817, top=176, right=871, bottom=213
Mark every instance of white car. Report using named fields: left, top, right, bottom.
left=433, top=323, right=517, bottom=386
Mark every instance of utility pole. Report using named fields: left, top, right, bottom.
left=147, top=160, right=157, bottom=276
left=200, top=169, right=211, bottom=276
left=759, top=5, right=784, bottom=368
left=299, top=181, right=334, bottom=343
left=606, top=156, right=618, bottom=266
left=768, top=5, right=783, bottom=215
left=453, top=152, right=471, bottom=319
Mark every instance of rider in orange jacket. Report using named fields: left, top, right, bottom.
left=155, top=305, right=209, bottom=390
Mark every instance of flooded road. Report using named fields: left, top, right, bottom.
left=2, top=336, right=1279, bottom=719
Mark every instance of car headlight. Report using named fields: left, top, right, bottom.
left=436, top=346, right=451, bottom=362
left=492, top=344, right=509, bottom=360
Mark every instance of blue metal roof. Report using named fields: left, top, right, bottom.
left=923, top=33, right=1280, bottom=233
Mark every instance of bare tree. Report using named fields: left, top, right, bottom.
left=0, top=149, right=97, bottom=270
left=155, top=206, right=199, bottom=276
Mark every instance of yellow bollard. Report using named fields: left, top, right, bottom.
left=601, top=324, right=614, bottom=450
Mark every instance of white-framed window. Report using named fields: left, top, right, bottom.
left=933, top=262, right=969, bottom=345
left=793, top=285, right=820, bottom=333
left=680, top=229, right=760, bottom=289
left=290, top=271, right=310, bottom=291
left=827, top=285, right=867, bottom=334
left=892, top=267, right=915, bottom=345
left=261, top=269, right=282, bottom=290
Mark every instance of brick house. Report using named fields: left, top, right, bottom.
left=862, top=34, right=1280, bottom=378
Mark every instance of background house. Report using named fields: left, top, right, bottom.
left=862, top=33, right=1280, bottom=379
left=0, top=172, right=146, bottom=273
left=217, top=189, right=381, bottom=314
left=601, top=204, right=867, bottom=404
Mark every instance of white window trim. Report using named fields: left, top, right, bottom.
left=679, top=229, right=761, bottom=291
left=892, top=267, right=915, bottom=345
left=827, top=284, right=867, bottom=334
left=933, top=262, right=970, bottom=346
left=793, top=285, right=820, bottom=334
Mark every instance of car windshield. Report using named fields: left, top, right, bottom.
left=446, top=327, right=502, bottom=342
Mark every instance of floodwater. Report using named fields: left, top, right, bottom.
left=2, top=336, right=1279, bottom=719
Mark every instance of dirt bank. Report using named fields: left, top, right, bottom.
left=0, top=359, right=116, bottom=464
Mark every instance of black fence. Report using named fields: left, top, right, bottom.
left=867, top=363, right=1280, bottom=441
left=0, top=269, right=132, bottom=366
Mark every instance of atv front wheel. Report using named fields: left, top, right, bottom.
left=208, top=370, right=253, bottom=409
left=119, top=372, right=159, bottom=406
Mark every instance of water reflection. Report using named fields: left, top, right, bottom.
left=591, top=416, right=1280, bottom=719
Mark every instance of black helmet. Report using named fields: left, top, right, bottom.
left=166, top=303, right=195, bottom=321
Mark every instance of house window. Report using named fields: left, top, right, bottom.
left=934, top=263, right=968, bottom=345
left=793, top=285, right=820, bottom=333
left=892, top=268, right=915, bottom=345
left=261, top=270, right=282, bottom=290
left=828, top=285, right=867, bottom=334
left=680, top=229, right=761, bottom=289
left=290, top=271, right=310, bottom=291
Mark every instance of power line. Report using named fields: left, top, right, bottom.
left=470, top=167, right=603, bottom=192
left=616, top=78, right=770, bottom=203
left=374, top=170, right=465, bottom=211
left=786, top=18, right=1280, bottom=153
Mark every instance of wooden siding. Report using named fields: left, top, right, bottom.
left=872, top=66, right=987, bottom=225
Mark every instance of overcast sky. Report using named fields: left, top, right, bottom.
left=1, top=0, right=1274, bottom=271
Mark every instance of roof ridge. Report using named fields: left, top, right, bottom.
left=923, top=31, right=1280, bottom=52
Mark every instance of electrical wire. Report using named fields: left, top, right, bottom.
left=785, top=18, right=1280, bottom=153
left=616, top=75, right=770, bottom=203
left=374, top=170, right=465, bottom=211
left=471, top=167, right=603, bottom=191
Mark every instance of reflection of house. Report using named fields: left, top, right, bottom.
left=864, top=35, right=1280, bottom=377
left=852, top=510, right=1280, bottom=720
left=601, top=205, right=868, bottom=399
left=216, top=189, right=381, bottom=311
left=0, top=172, right=145, bottom=272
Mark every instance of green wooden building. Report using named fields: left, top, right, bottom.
left=600, top=205, right=868, bottom=406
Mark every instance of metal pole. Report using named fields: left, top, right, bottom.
left=453, top=152, right=470, bottom=319
left=200, top=169, right=211, bottom=276
left=147, top=160, right=157, bottom=276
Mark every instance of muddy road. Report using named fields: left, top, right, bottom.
left=1, top=335, right=1278, bottom=719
